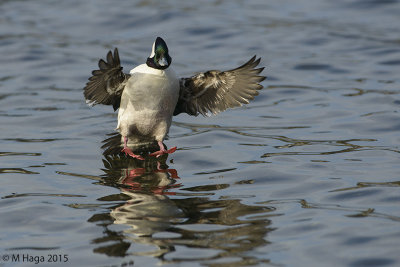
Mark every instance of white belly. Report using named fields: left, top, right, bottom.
left=116, top=65, right=179, bottom=143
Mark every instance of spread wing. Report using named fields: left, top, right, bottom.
left=174, top=56, right=266, bottom=116
left=83, top=48, right=130, bottom=111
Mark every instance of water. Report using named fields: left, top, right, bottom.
left=1, top=0, right=399, bottom=266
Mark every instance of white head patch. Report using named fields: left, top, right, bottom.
left=150, top=41, right=155, bottom=58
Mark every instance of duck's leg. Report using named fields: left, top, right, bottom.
left=121, top=136, right=145, bottom=160
left=149, top=141, right=177, bottom=157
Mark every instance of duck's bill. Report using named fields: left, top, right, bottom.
left=158, top=57, right=168, bottom=67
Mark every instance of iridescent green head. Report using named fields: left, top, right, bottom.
left=146, top=37, right=172, bottom=70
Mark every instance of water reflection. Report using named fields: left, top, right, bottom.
left=88, top=134, right=275, bottom=265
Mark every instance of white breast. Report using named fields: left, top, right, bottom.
left=130, top=63, right=176, bottom=76
left=116, top=64, right=180, bottom=143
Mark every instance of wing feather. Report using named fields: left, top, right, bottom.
left=83, top=48, right=130, bottom=111
left=174, top=56, right=266, bottom=116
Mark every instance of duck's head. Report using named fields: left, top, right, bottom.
left=146, top=37, right=172, bottom=70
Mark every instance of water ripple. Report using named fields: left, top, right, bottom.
left=2, top=193, right=86, bottom=199
left=0, top=168, right=39, bottom=174
left=0, top=152, right=42, bottom=156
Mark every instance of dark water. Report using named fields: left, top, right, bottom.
left=1, top=0, right=400, bottom=266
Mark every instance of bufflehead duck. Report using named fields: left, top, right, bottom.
left=84, top=37, right=265, bottom=160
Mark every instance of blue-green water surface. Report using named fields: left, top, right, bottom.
left=0, top=0, right=399, bottom=266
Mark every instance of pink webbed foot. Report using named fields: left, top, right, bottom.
left=121, top=136, right=145, bottom=160
left=149, top=146, right=177, bottom=157
left=121, top=147, right=145, bottom=160
left=149, top=141, right=177, bottom=158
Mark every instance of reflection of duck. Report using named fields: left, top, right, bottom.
left=110, top=190, right=184, bottom=258
left=108, top=192, right=275, bottom=264
left=101, top=135, right=181, bottom=195
left=101, top=132, right=163, bottom=161
left=92, top=149, right=275, bottom=264
left=98, top=148, right=183, bottom=258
